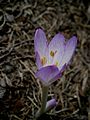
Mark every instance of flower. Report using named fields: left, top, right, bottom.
left=34, top=28, right=77, bottom=86
left=46, top=98, right=57, bottom=112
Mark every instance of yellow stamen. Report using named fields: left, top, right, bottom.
left=41, top=57, right=47, bottom=65
left=50, top=51, right=55, bottom=57
left=50, top=50, right=57, bottom=58
left=55, top=61, right=59, bottom=66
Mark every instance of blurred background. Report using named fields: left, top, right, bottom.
left=0, top=0, right=90, bottom=120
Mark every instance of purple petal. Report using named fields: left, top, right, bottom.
left=34, top=28, right=48, bottom=58
left=46, top=98, right=57, bottom=111
left=48, top=64, right=66, bottom=84
left=35, top=65, right=60, bottom=86
left=58, top=36, right=77, bottom=70
left=48, top=33, right=65, bottom=64
left=35, top=52, right=42, bottom=69
left=35, top=64, right=66, bottom=85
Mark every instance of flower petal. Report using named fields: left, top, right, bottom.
left=48, top=64, right=66, bottom=84
left=34, top=28, right=48, bottom=57
left=35, top=51, right=42, bottom=69
left=46, top=98, right=57, bottom=112
left=58, top=36, right=77, bottom=70
left=48, top=33, right=65, bottom=64
left=35, top=65, right=60, bottom=86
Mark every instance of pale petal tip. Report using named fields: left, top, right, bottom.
left=67, top=35, right=77, bottom=51
left=46, top=98, right=57, bottom=111
left=71, top=36, right=77, bottom=45
left=58, top=32, right=65, bottom=38
left=35, top=27, right=44, bottom=34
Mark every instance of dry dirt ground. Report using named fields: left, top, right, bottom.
left=0, top=0, right=90, bottom=120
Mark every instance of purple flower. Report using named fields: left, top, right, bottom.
left=34, top=28, right=77, bottom=86
left=46, top=98, right=57, bottom=112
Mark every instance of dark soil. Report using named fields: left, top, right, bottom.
left=0, top=0, right=90, bottom=120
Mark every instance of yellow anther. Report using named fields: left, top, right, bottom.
left=50, top=50, right=57, bottom=57
left=55, top=61, right=59, bottom=66
left=41, top=56, right=47, bottom=65
left=50, top=51, right=55, bottom=57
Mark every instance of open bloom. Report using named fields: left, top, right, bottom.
left=34, top=28, right=77, bottom=86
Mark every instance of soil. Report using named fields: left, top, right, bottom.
left=0, top=0, right=90, bottom=120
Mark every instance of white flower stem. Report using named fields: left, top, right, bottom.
left=36, top=85, right=49, bottom=118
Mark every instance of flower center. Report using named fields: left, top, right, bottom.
left=41, top=56, right=47, bottom=65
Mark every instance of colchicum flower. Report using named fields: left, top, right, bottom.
left=34, top=28, right=77, bottom=86
left=34, top=28, right=77, bottom=118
